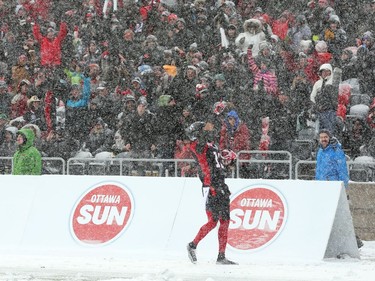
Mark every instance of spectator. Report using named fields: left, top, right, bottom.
left=119, top=97, right=156, bottom=175
left=154, top=95, right=184, bottom=174
left=64, top=76, right=92, bottom=143
left=11, top=54, right=32, bottom=90
left=0, top=126, right=18, bottom=157
left=82, top=40, right=102, bottom=66
left=235, top=19, right=266, bottom=56
left=41, top=127, right=80, bottom=161
left=23, top=95, right=47, bottom=132
left=347, top=117, right=372, bottom=159
left=167, top=65, right=198, bottom=110
left=0, top=80, right=12, bottom=117
left=340, top=49, right=357, bottom=81
left=94, top=81, right=118, bottom=130
left=32, top=21, right=68, bottom=68
left=247, top=47, right=279, bottom=97
left=86, top=117, right=114, bottom=155
left=310, top=63, right=341, bottom=132
left=0, top=113, right=9, bottom=146
left=219, top=110, right=251, bottom=177
left=11, top=79, right=32, bottom=119
left=12, top=128, right=42, bottom=175
left=287, top=14, right=312, bottom=53
left=316, top=129, right=348, bottom=187
left=320, top=15, right=347, bottom=65
left=356, top=31, right=375, bottom=98
left=212, top=73, right=234, bottom=103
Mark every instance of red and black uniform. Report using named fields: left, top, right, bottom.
left=190, top=140, right=231, bottom=253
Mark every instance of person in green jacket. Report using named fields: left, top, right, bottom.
left=12, top=128, right=42, bottom=175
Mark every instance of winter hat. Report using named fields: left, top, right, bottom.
left=137, top=96, right=148, bottom=107
left=299, top=40, right=312, bottom=52
left=254, top=7, right=263, bottom=13
left=146, top=35, right=158, bottom=42
left=97, top=81, right=107, bottom=90
left=187, top=65, right=198, bottom=74
left=296, top=14, right=307, bottom=24
left=95, top=117, right=105, bottom=127
left=342, top=49, right=353, bottom=59
left=259, top=41, right=271, bottom=51
left=195, top=83, right=208, bottom=95
left=138, top=64, right=153, bottom=75
left=158, top=95, right=174, bottom=107
left=71, top=83, right=82, bottom=91
left=315, top=41, right=328, bottom=53
left=214, top=73, right=226, bottom=82
left=19, top=79, right=31, bottom=87
left=226, top=110, right=239, bottom=130
left=132, top=77, right=142, bottom=85
left=124, top=94, right=136, bottom=103
left=197, top=61, right=209, bottom=72
left=27, top=96, right=41, bottom=108
left=5, top=126, right=18, bottom=137
left=0, top=80, right=7, bottom=88
left=189, top=42, right=198, bottom=51
left=328, top=14, right=340, bottom=24
left=168, top=13, right=178, bottom=23
left=319, top=128, right=332, bottom=138
left=319, top=63, right=332, bottom=72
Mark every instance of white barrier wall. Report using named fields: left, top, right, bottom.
left=0, top=176, right=359, bottom=262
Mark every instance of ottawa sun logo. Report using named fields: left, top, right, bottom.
left=70, top=182, right=134, bottom=245
left=228, top=184, right=288, bottom=251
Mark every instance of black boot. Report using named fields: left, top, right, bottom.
left=356, top=235, right=364, bottom=249
left=187, top=242, right=197, bottom=264
left=216, top=253, right=238, bottom=265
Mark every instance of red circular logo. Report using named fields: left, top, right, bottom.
left=228, top=185, right=287, bottom=251
left=71, top=182, right=134, bottom=245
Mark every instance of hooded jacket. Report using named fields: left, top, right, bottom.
left=219, top=110, right=251, bottom=160
left=12, top=128, right=42, bottom=175
left=315, top=137, right=349, bottom=188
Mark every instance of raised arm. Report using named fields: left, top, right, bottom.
left=32, top=23, right=43, bottom=42
left=247, top=47, right=259, bottom=75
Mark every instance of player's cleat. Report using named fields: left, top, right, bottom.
left=216, top=253, right=238, bottom=265
left=187, top=242, right=197, bottom=264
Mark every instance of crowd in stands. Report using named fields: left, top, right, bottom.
left=0, top=0, right=374, bottom=178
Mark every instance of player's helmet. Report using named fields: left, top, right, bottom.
left=221, top=149, right=237, bottom=166
left=185, top=121, right=205, bottom=141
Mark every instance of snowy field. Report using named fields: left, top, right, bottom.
left=0, top=241, right=374, bottom=281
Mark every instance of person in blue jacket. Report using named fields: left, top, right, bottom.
left=315, top=129, right=349, bottom=188
left=315, top=128, right=364, bottom=249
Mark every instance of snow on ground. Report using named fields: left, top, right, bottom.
left=0, top=241, right=374, bottom=281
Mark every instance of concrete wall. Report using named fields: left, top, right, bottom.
left=347, top=183, right=375, bottom=241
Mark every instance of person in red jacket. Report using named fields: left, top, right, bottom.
left=32, top=21, right=68, bottom=67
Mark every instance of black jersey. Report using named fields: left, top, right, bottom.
left=190, top=140, right=226, bottom=188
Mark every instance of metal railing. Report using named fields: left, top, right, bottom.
left=2, top=154, right=374, bottom=182
left=66, top=157, right=195, bottom=177
left=0, top=157, right=66, bottom=175
left=295, top=160, right=375, bottom=182
left=236, top=150, right=293, bottom=179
